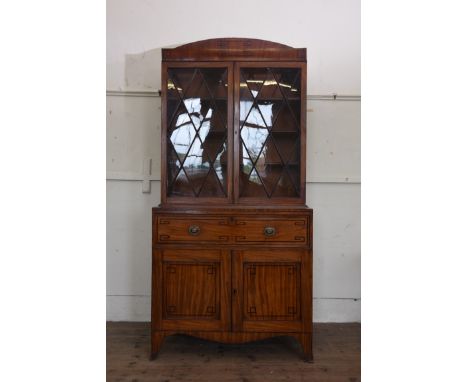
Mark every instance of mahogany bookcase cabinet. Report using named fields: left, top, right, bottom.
left=151, top=38, right=313, bottom=361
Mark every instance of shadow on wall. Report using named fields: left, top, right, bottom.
left=125, top=48, right=162, bottom=90
left=123, top=39, right=230, bottom=90
left=121, top=47, right=166, bottom=306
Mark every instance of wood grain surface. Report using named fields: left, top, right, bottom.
left=162, top=38, right=306, bottom=62
left=153, top=38, right=313, bottom=362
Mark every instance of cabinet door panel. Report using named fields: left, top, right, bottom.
left=164, top=263, right=219, bottom=319
left=234, top=62, right=306, bottom=204
left=232, top=249, right=310, bottom=332
left=162, top=62, right=233, bottom=204
left=155, top=249, right=230, bottom=331
left=244, top=263, right=300, bottom=321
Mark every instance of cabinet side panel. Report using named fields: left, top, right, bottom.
left=151, top=248, right=163, bottom=331
left=301, top=249, right=312, bottom=333
left=300, top=62, right=307, bottom=201
left=160, top=63, right=168, bottom=204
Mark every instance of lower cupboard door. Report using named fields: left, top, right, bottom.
left=232, top=249, right=311, bottom=333
left=154, top=249, right=230, bottom=331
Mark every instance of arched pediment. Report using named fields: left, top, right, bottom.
left=162, top=38, right=306, bottom=62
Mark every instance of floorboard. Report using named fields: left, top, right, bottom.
left=107, top=322, right=360, bottom=382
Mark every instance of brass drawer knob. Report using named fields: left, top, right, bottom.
left=188, top=225, right=200, bottom=236
left=264, top=226, right=276, bottom=237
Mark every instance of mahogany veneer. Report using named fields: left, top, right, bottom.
left=152, top=38, right=313, bottom=361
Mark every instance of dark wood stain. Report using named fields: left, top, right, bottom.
left=162, top=38, right=306, bottom=62
left=153, top=38, right=313, bottom=361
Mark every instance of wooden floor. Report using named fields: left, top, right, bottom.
left=107, top=322, right=360, bottom=382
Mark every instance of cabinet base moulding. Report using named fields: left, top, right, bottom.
left=150, top=331, right=313, bottom=362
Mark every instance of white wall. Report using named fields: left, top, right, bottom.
left=106, top=0, right=361, bottom=322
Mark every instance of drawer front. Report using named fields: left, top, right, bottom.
left=233, top=217, right=309, bottom=245
left=157, top=216, right=230, bottom=243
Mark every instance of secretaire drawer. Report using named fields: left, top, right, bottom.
left=156, top=216, right=230, bottom=243
left=233, top=217, right=309, bottom=245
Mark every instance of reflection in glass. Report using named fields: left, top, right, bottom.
left=167, top=68, right=228, bottom=197
left=239, top=67, right=301, bottom=198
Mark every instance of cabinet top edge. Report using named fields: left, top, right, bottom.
left=152, top=205, right=313, bottom=214
left=162, top=38, right=306, bottom=62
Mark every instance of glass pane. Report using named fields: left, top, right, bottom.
left=167, top=67, right=228, bottom=198
left=239, top=67, right=301, bottom=198
left=272, top=168, right=300, bottom=197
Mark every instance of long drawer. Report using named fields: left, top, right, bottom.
left=155, top=214, right=310, bottom=246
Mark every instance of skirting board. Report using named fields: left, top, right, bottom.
left=106, top=295, right=361, bottom=323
